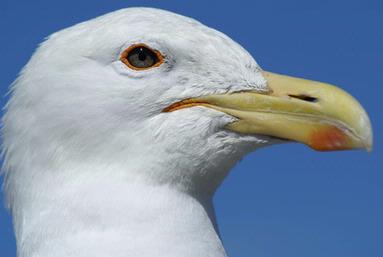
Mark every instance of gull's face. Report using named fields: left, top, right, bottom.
left=5, top=8, right=372, bottom=191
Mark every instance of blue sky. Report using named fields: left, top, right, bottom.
left=0, top=1, right=382, bottom=256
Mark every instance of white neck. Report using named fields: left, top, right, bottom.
left=14, top=175, right=227, bottom=257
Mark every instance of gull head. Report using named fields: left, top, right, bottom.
left=2, top=8, right=372, bottom=200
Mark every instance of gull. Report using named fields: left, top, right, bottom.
left=1, top=7, right=372, bottom=257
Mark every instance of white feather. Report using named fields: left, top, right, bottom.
left=2, top=7, right=273, bottom=257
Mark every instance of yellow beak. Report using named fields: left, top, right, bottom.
left=164, top=71, right=373, bottom=151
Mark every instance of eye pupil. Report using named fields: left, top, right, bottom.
left=138, top=48, right=147, bottom=61
left=123, top=45, right=162, bottom=70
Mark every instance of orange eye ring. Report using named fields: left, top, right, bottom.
left=120, top=43, right=164, bottom=71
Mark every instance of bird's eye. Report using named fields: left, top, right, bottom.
left=120, top=44, right=164, bottom=70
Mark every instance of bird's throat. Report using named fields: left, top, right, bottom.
left=15, top=180, right=227, bottom=257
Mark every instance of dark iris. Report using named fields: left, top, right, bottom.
left=127, top=46, right=159, bottom=68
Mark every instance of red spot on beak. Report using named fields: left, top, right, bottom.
left=309, top=126, right=350, bottom=151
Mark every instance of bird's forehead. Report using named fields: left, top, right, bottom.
left=68, top=8, right=213, bottom=40
left=62, top=8, right=253, bottom=62
left=45, top=8, right=265, bottom=94
left=104, top=8, right=214, bottom=36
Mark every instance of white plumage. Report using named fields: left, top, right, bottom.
left=2, top=8, right=269, bottom=257
left=1, top=7, right=372, bottom=257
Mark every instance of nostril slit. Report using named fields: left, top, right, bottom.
left=288, top=94, right=318, bottom=103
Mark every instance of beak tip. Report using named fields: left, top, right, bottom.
left=364, top=133, right=373, bottom=153
left=361, top=112, right=373, bottom=152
